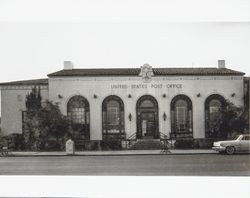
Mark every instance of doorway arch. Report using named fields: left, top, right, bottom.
left=136, top=95, right=159, bottom=139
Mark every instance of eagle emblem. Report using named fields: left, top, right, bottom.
left=139, top=64, right=154, bottom=82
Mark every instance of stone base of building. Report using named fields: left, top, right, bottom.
left=74, top=138, right=226, bottom=150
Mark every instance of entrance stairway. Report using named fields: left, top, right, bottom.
left=128, top=139, right=163, bottom=150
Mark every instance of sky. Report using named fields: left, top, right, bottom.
left=0, top=0, right=249, bottom=82
left=0, top=1, right=250, bottom=116
left=0, top=22, right=249, bottom=83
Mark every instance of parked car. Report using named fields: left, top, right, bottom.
left=212, top=134, right=250, bottom=154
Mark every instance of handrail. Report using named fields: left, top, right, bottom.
left=159, top=132, right=169, bottom=140
left=124, top=133, right=137, bottom=150
left=158, top=132, right=171, bottom=152
left=127, top=132, right=137, bottom=140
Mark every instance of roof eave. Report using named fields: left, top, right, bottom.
left=0, top=78, right=49, bottom=86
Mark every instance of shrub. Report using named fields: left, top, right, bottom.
left=2, top=133, right=24, bottom=150
left=100, top=140, right=122, bottom=150
left=174, top=140, right=194, bottom=149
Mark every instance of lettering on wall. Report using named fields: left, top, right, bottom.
left=111, top=84, right=182, bottom=89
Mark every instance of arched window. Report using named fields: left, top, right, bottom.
left=102, top=95, right=125, bottom=139
left=175, top=99, right=188, bottom=132
left=209, top=99, right=222, bottom=122
left=67, top=95, right=90, bottom=140
left=171, top=95, right=193, bottom=138
left=205, top=94, right=225, bottom=138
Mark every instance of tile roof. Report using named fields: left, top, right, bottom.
left=0, top=67, right=245, bottom=86
left=0, top=78, right=48, bottom=86
left=48, top=67, right=245, bottom=77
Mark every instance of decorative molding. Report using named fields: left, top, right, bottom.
left=0, top=85, right=48, bottom=90
left=139, top=64, right=154, bottom=83
left=48, top=75, right=243, bottom=82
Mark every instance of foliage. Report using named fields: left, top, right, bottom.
left=218, top=100, right=248, bottom=138
left=100, top=140, right=121, bottom=150
left=174, top=140, right=194, bottom=149
left=23, top=101, right=69, bottom=151
left=25, top=86, right=42, bottom=110
left=23, top=87, right=69, bottom=151
left=0, top=117, right=2, bottom=138
left=1, top=133, right=24, bottom=150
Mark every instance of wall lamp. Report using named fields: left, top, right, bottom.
left=196, top=93, right=201, bottom=97
left=58, top=94, right=63, bottom=99
left=163, top=112, right=167, bottom=121
left=128, top=94, right=132, bottom=98
left=231, top=93, right=236, bottom=97
left=162, top=93, right=166, bottom=98
left=93, top=94, right=98, bottom=99
left=128, top=113, right=132, bottom=121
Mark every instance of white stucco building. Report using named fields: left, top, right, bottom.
left=0, top=61, right=247, bottom=146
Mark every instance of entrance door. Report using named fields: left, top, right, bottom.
left=141, top=112, right=156, bottom=138
left=136, top=95, right=159, bottom=139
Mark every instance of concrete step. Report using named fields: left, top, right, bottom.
left=129, top=139, right=163, bottom=150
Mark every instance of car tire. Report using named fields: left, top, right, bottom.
left=225, top=146, right=235, bottom=155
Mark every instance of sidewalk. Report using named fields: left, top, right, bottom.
left=8, top=149, right=217, bottom=157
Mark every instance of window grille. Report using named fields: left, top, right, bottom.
left=67, top=95, right=89, bottom=125
left=102, top=95, right=125, bottom=139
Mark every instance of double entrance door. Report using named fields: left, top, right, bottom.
left=136, top=95, right=159, bottom=139
left=138, top=111, right=158, bottom=139
left=141, top=112, right=156, bottom=138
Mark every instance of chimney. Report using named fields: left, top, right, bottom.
left=218, top=60, right=225, bottom=69
left=64, top=61, right=74, bottom=70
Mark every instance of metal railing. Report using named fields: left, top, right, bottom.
left=126, top=132, right=137, bottom=140
left=124, top=132, right=137, bottom=149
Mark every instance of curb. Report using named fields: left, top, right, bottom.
left=3, top=152, right=217, bottom=157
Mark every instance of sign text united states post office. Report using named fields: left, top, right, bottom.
left=111, top=84, right=182, bottom=89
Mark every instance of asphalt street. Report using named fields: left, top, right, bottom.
left=0, top=154, right=249, bottom=176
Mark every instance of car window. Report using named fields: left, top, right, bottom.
left=232, top=135, right=241, bottom=140
left=242, top=136, right=250, bottom=140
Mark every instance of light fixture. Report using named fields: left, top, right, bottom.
left=162, top=94, right=166, bottom=98
left=196, top=93, right=201, bottom=97
left=58, top=94, right=63, bottom=99
left=128, top=113, right=132, bottom=121
left=231, top=93, right=235, bottom=97
left=128, top=94, right=132, bottom=98
left=163, top=112, right=167, bottom=121
left=93, top=94, right=97, bottom=99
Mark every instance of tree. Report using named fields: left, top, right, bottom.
left=25, top=86, right=42, bottom=110
left=23, top=87, right=69, bottom=150
left=37, top=101, right=69, bottom=149
left=218, top=100, right=248, bottom=138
